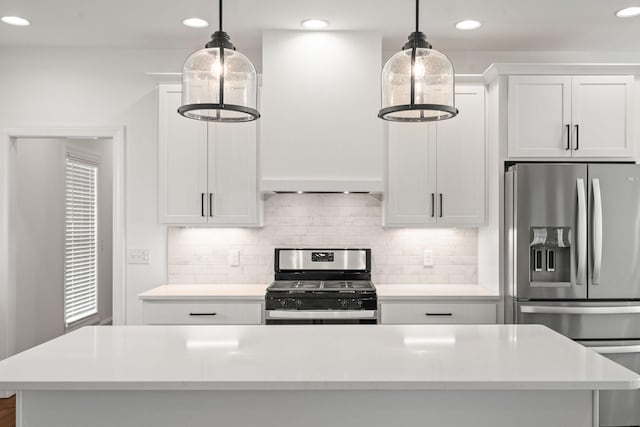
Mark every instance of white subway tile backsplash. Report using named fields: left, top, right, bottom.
left=167, top=194, right=478, bottom=285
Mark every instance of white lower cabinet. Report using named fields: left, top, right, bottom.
left=142, top=300, right=263, bottom=325
left=379, top=301, right=497, bottom=325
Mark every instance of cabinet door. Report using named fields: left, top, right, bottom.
left=435, top=86, right=486, bottom=225
left=384, top=122, right=437, bottom=226
left=508, top=76, right=572, bottom=158
left=207, top=122, right=260, bottom=225
left=380, top=302, right=497, bottom=324
left=158, top=84, right=208, bottom=224
left=571, top=76, right=634, bottom=158
left=143, top=300, right=263, bottom=325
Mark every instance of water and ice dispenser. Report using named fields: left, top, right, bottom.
left=529, top=227, right=571, bottom=285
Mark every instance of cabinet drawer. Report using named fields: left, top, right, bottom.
left=380, top=302, right=496, bottom=325
left=142, top=301, right=263, bottom=325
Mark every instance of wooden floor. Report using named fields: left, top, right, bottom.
left=0, top=396, right=15, bottom=427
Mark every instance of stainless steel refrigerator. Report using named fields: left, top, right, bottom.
left=506, top=163, right=640, bottom=427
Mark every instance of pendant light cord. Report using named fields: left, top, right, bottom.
left=219, top=0, right=223, bottom=32
left=415, top=0, right=419, bottom=33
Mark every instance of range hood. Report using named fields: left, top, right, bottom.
left=259, top=31, right=384, bottom=193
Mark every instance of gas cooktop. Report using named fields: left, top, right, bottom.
left=267, top=280, right=375, bottom=292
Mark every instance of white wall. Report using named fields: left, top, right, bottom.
left=168, top=194, right=478, bottom=285
left=0, top=47, right=192, bottom=325
left=15, top=138, right=112, bottom=353
left=15, top=139, right=64, bottom=352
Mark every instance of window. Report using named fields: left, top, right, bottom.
left=64, top=153, right=99, bottom=328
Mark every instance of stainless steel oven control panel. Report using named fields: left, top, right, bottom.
left=276, top=248, right=370, bottom=272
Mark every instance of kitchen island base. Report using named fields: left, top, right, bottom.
left=17, top=389, right=597, bottom=427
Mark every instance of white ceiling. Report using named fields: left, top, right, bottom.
left=1, top=0, right=639, bottom=53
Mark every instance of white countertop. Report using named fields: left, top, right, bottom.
left=375, top=284, right=499, bottom=300
left=0, top=325, right=637, bottom=391
left=139, top=284, right=268, bottom=300
left=140, top=284, right=498, bottom=300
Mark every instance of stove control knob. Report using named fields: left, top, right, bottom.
left=340, top=299, right=349, bottom=309
left=280, top=300, right=287, bottom=308
left=357, top=300, right=363, bottom=308
left=295, top=299, right=303, bottom=308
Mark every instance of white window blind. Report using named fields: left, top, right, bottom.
left=64, top=153, right=99, bottom=327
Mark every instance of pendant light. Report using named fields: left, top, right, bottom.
left=178, top=0, right=260, bottom=122
left=378, top=0, right=458, bottom=122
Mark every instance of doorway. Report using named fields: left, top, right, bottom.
left=0, top=127, right=126, bottom=392
left=14, top=137, right=113, bottom=353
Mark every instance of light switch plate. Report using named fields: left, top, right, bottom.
left=128, top=249, right=150, bottom=264
left=423, top=249, right=434, bottom=267
left=228, top=249, right=241, bottom=266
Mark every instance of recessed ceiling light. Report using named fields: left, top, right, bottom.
left=301, top=18, right=329, bottom=29
left=1, top=16, right=30, bottom=26
left=182, top=17, right=209, bottom=28
left=615, top=6, right=640, bottom=17
left=455, top=20, right=482, bottom=30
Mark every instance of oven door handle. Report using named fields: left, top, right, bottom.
left=265, top=310, right=377, bottom=320
left=520, top=305, right=640, bottom=315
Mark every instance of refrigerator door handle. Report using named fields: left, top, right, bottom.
left=592, top=179, right=603, bottom=285
left=520, top=305, right=640, bottom=315
left=586, top=345, right=640, bottom=355
left=576, top=178, right=587, bottom=285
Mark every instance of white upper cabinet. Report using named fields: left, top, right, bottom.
left=508, top=75, right=634, bottom=158
left=508, top=76, right=572, bottom=158
left=571, top=76, right=634, bottom=157
left=158, top=84, right=261, bottom=226
left=385, top=123, right=437, bottom=226
left=260, top=31, right=383, bottom=192
left=158, top=85, right=208, bottom=224
left=384, top=85, right=486, bottom=227
left=436, top=86, right=486, bottom=225
left=207, top=122, right=259, bottom=225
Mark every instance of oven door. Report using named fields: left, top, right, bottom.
left=577, top=340, right=640, bottom=427
left=265, top=310, right=377, bottom=325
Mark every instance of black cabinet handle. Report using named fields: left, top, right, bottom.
left=430, top=193, right=435, bottom=217
left=201, top=193, right=206, bottom=217
left=439, top=193, right=443, bottom=218
left=425, top=312, right=453, bottom=316
left=189, top=312, right=217, bottom=316
left=565, top=124, right=570, bottom=150
left=209, top=193, right=214, bottom=217
left=574, top=124, right=579, bottom=150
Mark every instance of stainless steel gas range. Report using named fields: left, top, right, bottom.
left=265, top=248, right=377, bottom=324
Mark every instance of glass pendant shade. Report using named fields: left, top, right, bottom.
left=178, top=0, right=260, bottom=122
left=179, top=46, right=259, bottom=122
left=378, top=0, right=458, bottom=122
left=379, top=46, right=458, bottom=121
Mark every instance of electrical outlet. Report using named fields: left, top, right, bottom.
left=423, top=249, right=434, bottom=267
left=228, top=249, right=241, bottom=266
left=128, top=249, right=150, bottom=264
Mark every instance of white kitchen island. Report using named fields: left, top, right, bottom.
left=0, top=324, right=638, bottom=427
